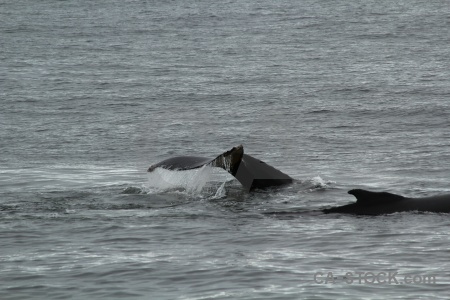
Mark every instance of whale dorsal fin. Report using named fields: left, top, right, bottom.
left=348, top=189, right=405, bottom=206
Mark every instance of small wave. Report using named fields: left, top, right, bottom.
left=121, top=186, right=144, bottom=194
left=0, top=166, right=141, bottom=193
left=307, top=109, right=334, bottom=114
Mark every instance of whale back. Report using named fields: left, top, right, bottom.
left=348, top=189, right=405, bottom=206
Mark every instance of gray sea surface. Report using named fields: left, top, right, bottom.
left=1, top=0, right=450, bottom=299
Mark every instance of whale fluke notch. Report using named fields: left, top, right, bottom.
left=208, top=145, right=244, bottom=176
left=147, top=145, right=293, bottom=191
left=348, top=189, right=405, bottom=205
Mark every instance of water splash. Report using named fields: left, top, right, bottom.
left=144, top=165, right=215, bottom=194
left=307, top=176, right=335, bottom=190
left=212, top=181, right=227, bottom=199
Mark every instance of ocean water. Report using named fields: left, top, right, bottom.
left=1, top=0, right=450, bottom=299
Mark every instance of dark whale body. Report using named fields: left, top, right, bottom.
left=323, top=189, right=450, bottom=215
left=148, top=145, right=293, bottom=191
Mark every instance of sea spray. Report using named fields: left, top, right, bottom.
left=145, top=165, right=214, bottom=194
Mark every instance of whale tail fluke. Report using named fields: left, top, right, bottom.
left=148, top=145, right=293, bottom=191
left=233, top=153, right=293, bottom=191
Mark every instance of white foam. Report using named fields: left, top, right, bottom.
left=211, top=181, right=227, bottom=199
left=145, top=165, right=215, bottom=194
left=308, top=176, right=335, bottom=190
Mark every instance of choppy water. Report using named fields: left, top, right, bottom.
left=1, top=0, right=450, bottom=299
